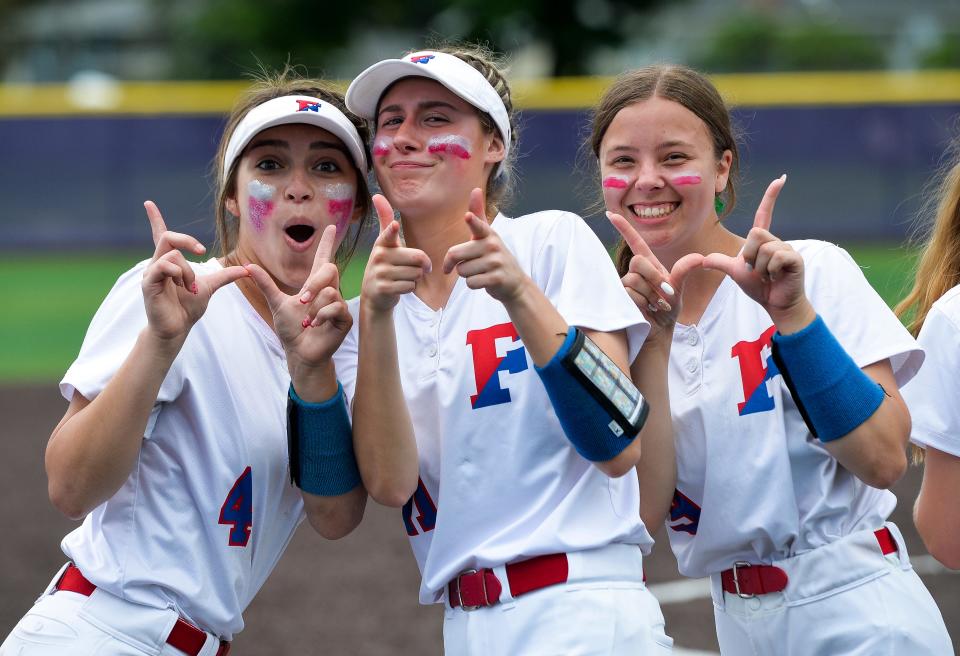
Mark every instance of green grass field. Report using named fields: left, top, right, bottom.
left=0, top=244, right=917, bottom=383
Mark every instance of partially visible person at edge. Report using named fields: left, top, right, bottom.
left=590, top=64, right=953, bottom=654
left=338, top=45, right=676, bottom=654
left=897, top=138, right=960, bottom=571
left=1, top=68, right=372, bottom=655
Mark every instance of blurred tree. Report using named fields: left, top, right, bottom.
left=696, top=13, right=885, bottom=73
left=165, top=0, right=673, bottom=79
left=921, top=34, right=960, bottom=68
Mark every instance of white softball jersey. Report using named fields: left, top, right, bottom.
left=60, top=258, right=325, bottom=640
left=664, top=240, right=923, bottom=579
left=337, top=210, right=652, bottom=604
left=902, top=284, right=960, bottom=457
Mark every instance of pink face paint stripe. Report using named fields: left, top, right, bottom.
left=247, top=180, right=275, bottom=233
left=373, top=137, right=393, bottom=157
left=323, top=183, right=355, bottom=236
left=672, top=173, right=702, bottom=186
left=427, top=135, right=472, bottom=160
left=602, top=176, right=630, bottom=189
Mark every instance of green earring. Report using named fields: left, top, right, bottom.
left=715, top=195, right=725, bottom=215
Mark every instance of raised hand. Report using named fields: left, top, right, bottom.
left=141, top=200, right=249, bottom=342
left=246, top=225, right=351, bottom=374
left=360, top=194, right=432, bottom=313
left=442, top=188, right=528, bottom=303
left=607, top=210, right=703, bottom=336
left=701, top=175, right=811, bottom=325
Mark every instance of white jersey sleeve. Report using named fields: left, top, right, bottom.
left=333, top=297, right=360, bottom=404
left=61, top=259, right=185, bottom=438
left=902, top=285, right=960, bottom=456
left=800, top=241, right=922, bottom=385
left=530, top=212, right=649, bottom=362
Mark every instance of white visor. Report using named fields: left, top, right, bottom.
left=223, top=95, right=367, bottom=185
left=345, top=51, right=511, bottom=175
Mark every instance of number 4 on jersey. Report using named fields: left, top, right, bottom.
left=219, top=466, right=253, bottom=547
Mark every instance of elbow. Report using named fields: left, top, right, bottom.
left=927, top=541, right=960, bottom=571
left=367, top=483, right=415, bottom=508
left=304, top=489, right=367, bottom=540
left=48, top=479, right=90, bottom=521
left=859, top=450, right=907, bottom=490
left=595, top=457, right=637, bottom=479
left=308, top=512, right=363, bottom=541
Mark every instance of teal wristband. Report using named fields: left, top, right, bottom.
left=771, top=315, right=885, bottom=442
left=287, top=382, right=361, bottom=495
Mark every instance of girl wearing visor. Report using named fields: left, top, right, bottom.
left=340, top=46, right=675, bottom=653
left=1, top=72, right=371, bottom=655
left=590, top=65, right=951, bottom=654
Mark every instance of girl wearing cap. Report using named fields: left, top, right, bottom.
left=340, top=46, right=675, bottom=654
left=591, top=64, right=951, bottom=654
left=1, top=70, right=371, bottom=655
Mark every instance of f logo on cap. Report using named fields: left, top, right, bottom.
left=410, top=54, right=435, bottom=64
left=296, top=100, right=322, bottom=112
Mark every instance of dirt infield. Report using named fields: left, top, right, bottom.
left=2, top=383, right=956, bottom=654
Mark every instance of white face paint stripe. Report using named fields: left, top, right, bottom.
left=248, top=179, right=276, bottom=200
left=322, top=183, right=355, bottom=201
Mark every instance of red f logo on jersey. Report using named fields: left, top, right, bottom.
left=731, top=325, right=780, bottom=415
left=466, top=322, right=528, bottom=409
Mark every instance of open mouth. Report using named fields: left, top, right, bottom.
left=285, top=225, right=316, bottom=243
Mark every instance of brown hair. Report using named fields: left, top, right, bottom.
left=588, top=65, right=740, bottom=275
left=895, top=143, right=960, bottom=338
left=213, top=65, right=372, bottom=271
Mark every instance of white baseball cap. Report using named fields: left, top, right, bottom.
left=345, top=51, right=511, bottom=175
left=223, top=95, right=367, bottom=184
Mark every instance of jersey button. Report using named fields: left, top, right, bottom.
left=687, top=332, right=698, bottom=346
left=427, top=345, right=438, bottom=358
left=685, top=358, right=698, bottom=373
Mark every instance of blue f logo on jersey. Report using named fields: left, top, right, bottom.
left=731, top=325, right=780, bottom=416
left=467, top=322, right=528, bottom=409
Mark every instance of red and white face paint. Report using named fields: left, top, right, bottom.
left=247, top=180, right=276, bottom=232
left=427, top=134, right=472, bottom=160
left=671, top=172, right=702, bottom=186
left=602, top=174, right=632, bottom=189
left=372, top=136, right=393, bottom=157
left=322, top=183, right=355, bottom=237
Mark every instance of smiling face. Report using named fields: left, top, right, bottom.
left=372, top=77, right=504, bottom=221
left=226, top=123, right=360, bottom=293
left=599, top=96, right=732, bottom=256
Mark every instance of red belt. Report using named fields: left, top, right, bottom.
left=448, top=553, right=569, bottom=610
left=56, top=565, right=230, bottom=656
left=720, top=527, right=898, bottom=597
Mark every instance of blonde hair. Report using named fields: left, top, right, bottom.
left=213, top=65, right=372, bottom=271
left=588, top=65, right=740, bottom=276
left=895, top=143, right=960, bottom=336
left=894, top=139, right=960, bottom=464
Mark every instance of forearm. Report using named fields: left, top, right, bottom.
left=351, top=306, right=419, bottom=506
left=500, top=277, right=570, bottom=366
left=812, top=361, right=909, bottom=489
left=45, top=328, right=183, bottom=519
left=631, top=337, right=676, bottom=529
left=303, top=485, right=368, bottom=540
left=914, top=447, right=960, bottom=569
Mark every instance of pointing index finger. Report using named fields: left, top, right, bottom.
left=753, top=174, right=787, bottom=232
left=311, top=224, right=337, bottom=272
left=144, top=200, right=168, bottom=246
left=606, top=211, right=653, bottom=259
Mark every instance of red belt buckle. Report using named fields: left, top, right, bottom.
left=450, top=568, right=502, bottom=610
